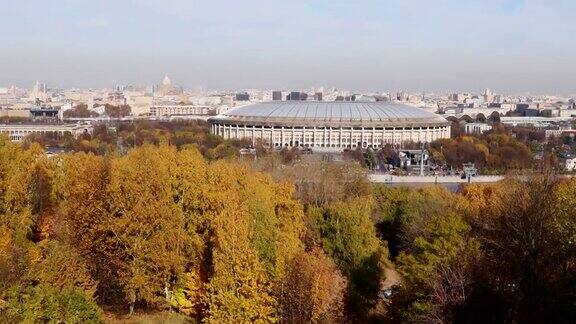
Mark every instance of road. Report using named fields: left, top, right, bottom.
left=369, top=174, right=505, bottom=184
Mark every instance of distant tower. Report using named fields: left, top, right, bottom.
left=158, top=74, right=178, bottom=96
left=30, top=80, right=47, bottom=102
left=483, top=88, right=494, bottom=103
left=32, top=80, right=42, bottom=93
left=163, top=75, right=172, bottom=86
left=235, top=92, right=250, bottom=101
left=288, top=92, right=302, bottom=101
left=397, top=91, right=407, bottom=101
left=272, top=91, right=282, bottom=101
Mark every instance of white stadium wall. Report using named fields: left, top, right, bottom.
left=208, top=101, right=451, bottom=150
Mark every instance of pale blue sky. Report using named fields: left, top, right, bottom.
left=1, top=0, right=575, bottom=94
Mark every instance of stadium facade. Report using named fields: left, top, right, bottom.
left=208, top=101, right=450, bottom=150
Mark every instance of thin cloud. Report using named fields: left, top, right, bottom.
left=80, top=17, right=110, bottom=28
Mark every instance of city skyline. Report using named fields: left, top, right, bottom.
left=2, top=78, right=574, bottom=99
left=1, top=0, right=575, bottom=94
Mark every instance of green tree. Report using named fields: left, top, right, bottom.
left=394, top=213, right=479, bottom=323
left=4, top=286, right=102, bottom=324
left=373, top=185, right=458, bottom=258
left=313, top=197, right=387, bottom=315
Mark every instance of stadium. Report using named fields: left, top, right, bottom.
left=208, top=101, right=450, bottom=150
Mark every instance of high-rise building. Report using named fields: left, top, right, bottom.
left=483, top=88, right=494, bottom=103
left=287, top=91, right=302, bottom=100
left=235, top=92, right=250, bottom=101
left=450, top=93, right=469, bottom=102
left=32, top=81, right=47, bottom=93
left=272, top=91, right=282, bottom=101
left=30, top=81, right=48, bottom=101
left=396, top=91, right=413, bottom=101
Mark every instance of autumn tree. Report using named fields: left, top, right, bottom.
left=26, top=241, right=97, bottom=297
left=431, top=132, right=533, bottom=172
left=0, top=138, right=103, bottom=323
left=272, top=161, right=371, bottom=208
left=280, top=248, right=347, bottom=323
left=63, top=103, right=99, bottom=118
left=104, top=145, right=189, bottom=314
left=4, top=240, right=102, bottom=322
left=462, top=177, right=576, bottom=322
left=201, top=163, right=279, bottom=322
left=0, top=140, right=58, bottom=293
left=104, top=104, right=131, bottom=118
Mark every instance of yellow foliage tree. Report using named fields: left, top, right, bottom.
left=105, top=145, right=189, bottom=313
left=280, top=248, right=347, bottom=323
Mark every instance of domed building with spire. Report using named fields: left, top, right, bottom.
left=156, top=74, right=182, bottom=96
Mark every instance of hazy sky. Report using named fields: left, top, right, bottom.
left=1, top=0, right=575, bottom=94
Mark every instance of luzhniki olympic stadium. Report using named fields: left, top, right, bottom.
left=208, top=101, right=450, bottom=150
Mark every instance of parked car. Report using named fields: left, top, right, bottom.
left=378, top=288, right=394, bottom=300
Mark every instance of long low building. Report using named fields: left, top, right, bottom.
left=0, top=123, right=93, bottom=142
left=500, top=116, right=575, bottom=126
left=208, top=101, right=450, bottom=150
left=150, top=104, right=213, bottom=117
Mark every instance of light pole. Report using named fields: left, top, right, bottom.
left=420, top=142, right=426, bottom=176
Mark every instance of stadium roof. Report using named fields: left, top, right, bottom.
left=209, top=101, right=449, bottom=128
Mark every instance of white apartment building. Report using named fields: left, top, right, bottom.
left=150, top=104, right=213, bottom=117
left=464, top=123, right=492, bottom=134
left=0, top=123, right=93, bottom=142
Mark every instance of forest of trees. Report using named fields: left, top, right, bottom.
left=374, top=180, right=576, bottom=323
left=429, top=123, right=560, bottom=173
left=22, top=119, right=573, bottom=174
left=23, top=121, right=251, bottom=161
left=63, top=104, right=99, bottom=118
left=102, top=104, right=131, bottom=118
left=63, top=104, right=131, bottom=118
left=328, top=123, right=562, bottom=173
left=2, top=129, right=576, bottom=322
left=0, top=137, right=384, bottom=322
